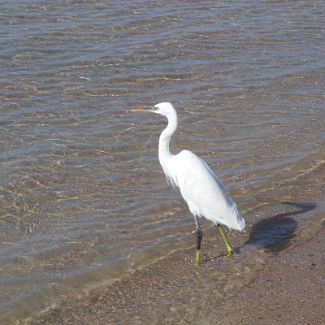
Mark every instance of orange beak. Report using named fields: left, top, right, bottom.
left=131, top=105, right=146, bottom=112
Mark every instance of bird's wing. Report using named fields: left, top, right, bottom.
left=172, top=150, right=244, bottom=230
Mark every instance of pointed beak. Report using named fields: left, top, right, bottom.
left=132, top=105, right=158, bottom=113
left=131, top=105, right=146, bottom=112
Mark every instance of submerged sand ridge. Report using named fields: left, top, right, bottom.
left=20, top=162, right=324, bottom=325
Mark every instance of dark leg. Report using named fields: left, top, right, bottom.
left=194, top=216, right=203, bottom=266
left=217, top=223, right=234, bottom=256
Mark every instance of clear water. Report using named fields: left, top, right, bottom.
left=0, top=0, right=324, bottom=319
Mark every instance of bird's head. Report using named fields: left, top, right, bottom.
left=132, top=102, right=176, bottom=118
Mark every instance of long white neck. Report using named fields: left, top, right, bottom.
left=158, top=111, right=177, bottom=169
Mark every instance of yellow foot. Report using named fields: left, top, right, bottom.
left=194, top=249, right=201, bottom=266
left=225, top=248, right=236, bottom=257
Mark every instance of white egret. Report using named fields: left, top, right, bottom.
left=132, top=102, right=245, bottom=265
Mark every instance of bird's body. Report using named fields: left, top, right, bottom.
left=132, top=102, right=245, bottom=265
left=162, top=149, right=245, bottom=231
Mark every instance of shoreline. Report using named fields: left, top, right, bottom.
left=32, top=162, right=324, bottom=324
left=32, top=212, right=324, bottom=325
left=3, top=163, right=324, bottom=325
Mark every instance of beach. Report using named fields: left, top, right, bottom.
left=24, top=162, right=324, bottom=324
left=1, top=1, right=324, bottom=323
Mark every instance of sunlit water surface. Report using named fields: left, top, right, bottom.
left=0, top=0, right=324, bottom=318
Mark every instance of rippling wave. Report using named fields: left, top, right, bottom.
left=0, top=0, right=324, bottom=320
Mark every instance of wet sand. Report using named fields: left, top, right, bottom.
left=208, top=221, right=325, bottom=325
left=23, top=163, right=325, bottom=325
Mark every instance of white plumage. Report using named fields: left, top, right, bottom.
left=154, top=102, right=245, bottom=231
left=132, top=102, right=245, bottom=264
left=167, top=149, right=245, bottom=231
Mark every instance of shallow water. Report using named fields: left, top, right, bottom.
left=0, top=0, right=324, bottom=320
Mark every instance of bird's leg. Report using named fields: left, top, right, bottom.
left=195, top=227, right=203, bottom=266
left=217, top=223, right=234, bottom=256
left=194, top=216, right=203, bottom=266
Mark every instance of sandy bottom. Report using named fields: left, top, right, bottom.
left=28, top=164, right=325, bottom=325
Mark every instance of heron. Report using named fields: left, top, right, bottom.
left=132, top=102, right=245, bottom=266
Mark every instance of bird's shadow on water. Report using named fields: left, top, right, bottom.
left=245, top=202, right=317, bottom=253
